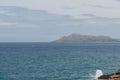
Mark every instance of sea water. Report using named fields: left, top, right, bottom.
left=0, top=42, right=120, bottom=80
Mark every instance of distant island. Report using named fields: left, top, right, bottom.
left=54, top=33, right=120, bottom=42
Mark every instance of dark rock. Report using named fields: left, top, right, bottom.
left=115, top=69, right=120, bottom=75
left=98, top=69, right=120, bottom=80
left=98, top=74, right=112, bottom=79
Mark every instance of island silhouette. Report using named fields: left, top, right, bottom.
left=54, top=33, right=120, bottom=42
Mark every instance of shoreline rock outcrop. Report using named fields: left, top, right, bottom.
left=98, top=69, right=120, bottom=80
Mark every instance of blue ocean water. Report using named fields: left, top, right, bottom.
left=0, top=42, right=120, bottom=80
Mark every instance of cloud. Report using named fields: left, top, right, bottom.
left=0, top=7, right=17, bottom=15
left=0, top=0, right=120, bottom=19
left=61, top=6, right=73, bottom=10
left=0, top=6, right=78, bottom=27
left=0, top=22, right=17, bottom=26
left=115, top=0, right=120, bottom=1
left=0, top=6, right=120, bottom=41
left=93, top=5, right=114, bottom=8
left=0, top=10, right=9, bottom=14
left=0, top=6, right=120, bottom=27
left=81, top=14, right=96, bottom=17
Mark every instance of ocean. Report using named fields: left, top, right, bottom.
left=0, top=42, right=120, bottom=80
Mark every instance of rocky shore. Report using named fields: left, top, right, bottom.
left=98, top=69, right=120, bottom=80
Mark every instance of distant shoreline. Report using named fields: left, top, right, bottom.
left=0, top=41, right=120, bottom=43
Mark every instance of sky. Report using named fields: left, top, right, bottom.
left=0, top=0, right=120, bottom=42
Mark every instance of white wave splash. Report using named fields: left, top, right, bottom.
left=95, top=70, right=103, bottom=79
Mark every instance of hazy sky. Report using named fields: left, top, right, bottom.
left=0, top=0, right=120, bottom=42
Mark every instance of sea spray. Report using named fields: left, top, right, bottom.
left=95, top=70, right=103, bottom=79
